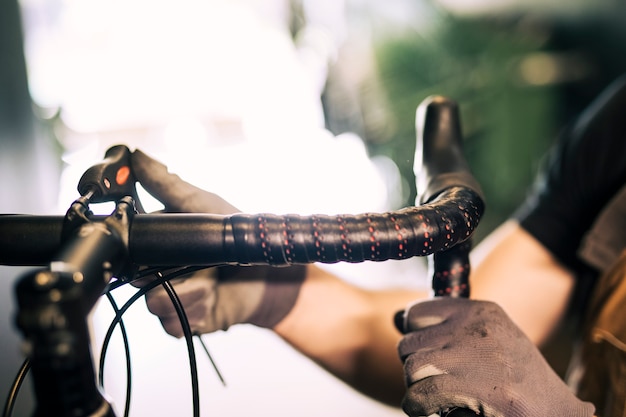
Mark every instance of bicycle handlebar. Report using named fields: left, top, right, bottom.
left=0, top=96, right=483, bottom=417
left=0, top=187, right=482, bottom=269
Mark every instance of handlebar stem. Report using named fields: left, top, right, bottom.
left=14, top=198, right=136, bottom=417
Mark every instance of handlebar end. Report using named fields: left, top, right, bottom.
left=414, top=96, right=484, bottom=205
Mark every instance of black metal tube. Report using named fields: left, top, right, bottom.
left=0, top=188, right=483, bottom=269
left=13, top=201, right=134, bottom=417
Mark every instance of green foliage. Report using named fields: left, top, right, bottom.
left=371, top=15, right=560, bottom=239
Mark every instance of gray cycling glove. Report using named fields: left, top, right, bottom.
left=130, top=149, right=306, bottom=335
left=397, top=297, right=595, bottom=417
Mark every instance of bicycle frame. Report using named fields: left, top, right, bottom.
left=0, top=96, right=483, bottom=417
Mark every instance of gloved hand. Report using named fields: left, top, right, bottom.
left=130, top=149, right=306, bottom=336
left=396, top=297, right=595, bottom=417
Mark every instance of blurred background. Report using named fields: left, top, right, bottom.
left=1, top=0, right=626, bottom=415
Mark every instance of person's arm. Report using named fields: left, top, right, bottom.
left=275, top=264, right=428, bottom=406
left=470, top=220, right=576, bottom=346
left=470, top=75, right=626, bottom=348
left=130, top=148, right=429, bottom=406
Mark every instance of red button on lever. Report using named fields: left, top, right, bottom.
left=116, top=166, right=130, bottom=185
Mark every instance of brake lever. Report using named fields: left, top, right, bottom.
left=77, top=144, right=145, bottom=213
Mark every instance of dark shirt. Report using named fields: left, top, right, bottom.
left=515, top=74, right=626, bottom=280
